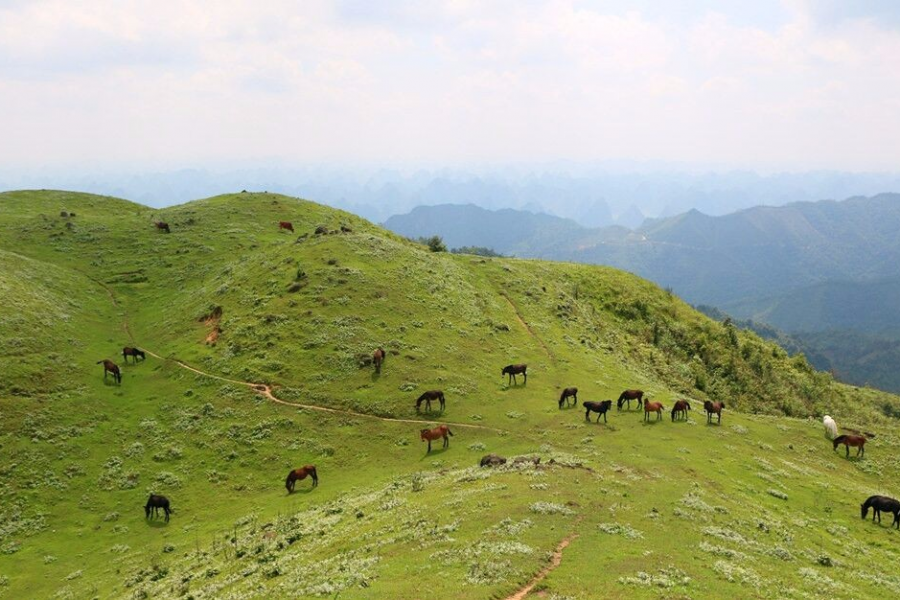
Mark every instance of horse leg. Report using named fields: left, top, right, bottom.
left=444, top=434, right=449, bottom=448
left=164, top=507, right=170, bottom=523
left=427, top=439, right=432, bottom=453
left=603, top=411, right=607, bottom=423
left=846, top=445, right=850, bottom=457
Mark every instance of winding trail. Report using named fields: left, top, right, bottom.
left=505, top=519, right=582, bottom=600
left=91, top=275, right=503, bottom=433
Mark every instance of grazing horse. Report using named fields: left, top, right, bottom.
left=644, top=400, right=665, bottom=422
left=704, top=401, right=725, bottom=424
left=154, top=221, right=170, bottom=233
left=671, top=400, right=692, bottom=421
left=617, top=389, right=644, bottom=410
left=279, top=221, right=294, bottom=232
left=583, top=400, right=613, bottom=423
left=861, top=495, right=900, bottom=528
left=122, top=346, right=146, bottom=364
left=97, top=359, right=121, bottom=384
left=833, top=434, right=866, bottom=458
left=372, top=347, right=385, bottom=373
left=145, top=494, right=172, bottom=522
left=823, top=415, right=838, bottom=440
left=559, top=387, right=578, bottom=408
left=416, top=390, right=446, bottom=413
left=502, top=364, right=527, bottom=386
left=421, top=425, right=453, bottom=452
left=285, top=466, right=318, bottom=493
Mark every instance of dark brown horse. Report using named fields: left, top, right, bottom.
left=502, top=364, right=527, bottom=386
left=285, top=466, right=318, bottom=492
left=122, top=346, right=146, bottom=363
left=834, top=434, right=866, bottom=457
left=617, top=389, right=644, bottom=410
left=154, top=221, right=170, bottom=233
left=97, top=359, right=121, bottom=384
left=644, top=400, right=664, bottom=422
left=145, top=494, right=172, bottom=522
left=421, top=425, right=453, bottom=452
left=416, top=390, right=446, bottom=413
left=373, top=347, right=385, bottom=373
left=279, top=221, right=294, bottom=232
left=703, top=401, right=725, bottom=424
left=584, top=400, right=613, bottom=423
left=861, top=495, right=900, bottom=528
left=671, top=400, right=691, bottom=421
left=559, top=387, right=578, bottom=408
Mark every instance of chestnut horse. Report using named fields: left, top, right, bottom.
left=644, top=400, right=664, bottom=422
left=617, top=389, right=644, bottom=410
left=279, top=221, right=294, bottom=232
left=833, top=434, right=866, bottom=458
left=122, top=346, right=145, bottom=363
left=559, top=387, right=578, bottom=408
left=416, top=390, right=446, bottom=413
left=671, top=400, right=691, bottom=421
left=421, top=425, right=453, bottom=452
left=154, top=221, right=170, bottom=233
left=373, top=347, right=385, bottom=373
left=145, top=494, right=173, bottom=522
left=704, top=401, right=725, bottom=424
left=97, top=359, right=121, bottom=384
left=861, top=495, right=900, bottom=528
left=584, top=400, right=613, bottom=423
left=502, top=364, right=527, bottom=386
left=285, top=466, right=318, bottom=492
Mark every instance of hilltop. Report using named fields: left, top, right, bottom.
left=2, top=190, right=900, bottom=599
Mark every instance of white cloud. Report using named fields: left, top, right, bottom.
left=1, top=0, right=900, bottom=169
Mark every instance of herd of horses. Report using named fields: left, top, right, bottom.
left=95, top=234, right=890, bottom=532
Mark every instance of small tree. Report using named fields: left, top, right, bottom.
left=419, top=235, right=447, bottom=252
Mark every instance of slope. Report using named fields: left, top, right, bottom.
left=1, top=190, right=900, bottom=600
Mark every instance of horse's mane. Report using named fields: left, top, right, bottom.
left=833, top=434, right=847, bottom=443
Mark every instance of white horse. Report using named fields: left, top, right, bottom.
left=823, top=415, right=838, bottom=440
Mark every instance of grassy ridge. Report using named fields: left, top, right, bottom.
left=2, top=190, right=900, bottom=599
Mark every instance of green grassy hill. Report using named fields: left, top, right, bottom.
left=2, top=190, right=900, bottom=599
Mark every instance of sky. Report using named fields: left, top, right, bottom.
left=3, top=1, right=900, bottom=170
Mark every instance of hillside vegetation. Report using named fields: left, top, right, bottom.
left=2, top=190, right=900, bottom=599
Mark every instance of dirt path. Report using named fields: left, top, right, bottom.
left=500, top=292, right=555, bottom=363
left=505, top=521, right=581, bottom=600
left=90, top=276, right=503, bottom=433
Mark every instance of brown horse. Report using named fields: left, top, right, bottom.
left=703, top=401, right=725, bottom=424
left=559, top=387, right=578, bottom=408
left=502, top=364, right=527, bottom=386
left=416, top=390, right=445, bottom=413
left=617, top=389, right=644, bottom=410
left=122, top=346, right=146, bottom=363
left=421, top=425, right=453, bottom=452
left=285, top=466, right=318, bottom=492
left=671, top=399, right=691, bottom=421
left=97, top=359, right=121, bottom=384
left=373, top=347, right=385, bottom=373
left=644, top=401, right=664, bottom=422
left=834, top=434, right=866, bottom=458
left=279, top=221, right=294, bottom=232
left=154, top=221, right=170, bottom=233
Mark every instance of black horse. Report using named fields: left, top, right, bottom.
left=145, top=494, right=173, bottom=523
left=416, top=390, right=446, bottom=413
left=583, top=400, right=613, bottom=423
left=122, top=346, right=146, bottom=363
left=502, top=364, right=527, bottom=386
left=616, top=389, right=644, bottom=410
left=559, top=387, right=578, bottom=408
left=861, top=495, right=900, bottom=528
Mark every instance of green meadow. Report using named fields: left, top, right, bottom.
left=2, top=190, right=900, bottom=599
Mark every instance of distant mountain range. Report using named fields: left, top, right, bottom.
left=385, top=194, right=900, bottom=391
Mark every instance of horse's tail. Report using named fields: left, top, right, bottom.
left=446, top=427, right=454, bottom=436
left=686, top=402, right=692, bottom=410
left=96, top=360, right=104, bottom=364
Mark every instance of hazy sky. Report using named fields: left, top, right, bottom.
left=3, top=1, right=900, bottom=170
